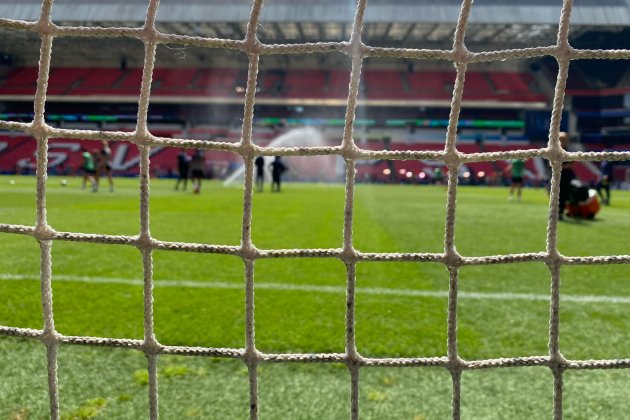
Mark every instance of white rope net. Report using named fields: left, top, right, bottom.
left=0, top=0, right=630, bottom=418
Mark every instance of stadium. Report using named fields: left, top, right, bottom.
left=0, top=0, right=629, bottom=418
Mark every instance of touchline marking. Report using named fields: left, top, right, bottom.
left=2, top=274, right=630, bottom=304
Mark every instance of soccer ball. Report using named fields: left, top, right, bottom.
left=9, top=179, right=15, bottom=185
left=61, top=179, right=68, bottom=186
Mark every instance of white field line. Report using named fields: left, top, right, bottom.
left=2, top=274, right=630, bottom=304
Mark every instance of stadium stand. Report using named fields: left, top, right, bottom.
left=0, top=135, right=37, bottom=174
left=116, top=68, right=144, bottom=95
left=283, top=70, right=327, bottom=98
left=0, top=60, right=621, bottom=186
left=407, top=70, right=452, bottom=98
left=363, top=70, right=405, bottom=99
left=153, top=68, right=198, bottom=94
left=193, top=68, right=239, bottom=96
left=0, top=67, right=550, bottom=104
left=47, top=67, right=84, bottom=95
left=326, top=70, right=352, bottom=99
left=0, top=67, right=38, bottom=95
left=72, top=68, right=126, bottom=95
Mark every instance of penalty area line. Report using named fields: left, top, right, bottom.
left=2, top=274, right=630, bottom=304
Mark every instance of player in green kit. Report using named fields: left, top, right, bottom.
left=81, top=147, right=97, bottom=192
left=433, top=167, right=444, bottom=185
left=506, top=158, right=525, bottom=202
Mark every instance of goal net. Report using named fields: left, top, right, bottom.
left=0, top=0, right=629, bottom=418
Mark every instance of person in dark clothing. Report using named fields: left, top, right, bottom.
left=270, top=156, right=287, bottom=192
left=558, top=132, right=575, bottom=221
left=97, top=140, right=114, bottom=192
left=81, top=146, right=97, bottom=192
left=175, top=149, right=190, bottom=191
left=190, top=149, right=205, bottom=194
left=559, top=162, right=576, bottom=220
left=254, top=156, right=265, bottom=192
left=596, top=159, right=613, bottom=205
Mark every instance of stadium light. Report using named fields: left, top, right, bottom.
left=383, top=168, right=391, bottom=175
left=406, top=171, right=412, bottom=178
left=477, top=171, right=485, bottom=178
left=419, top=172, right=426, bottom=179
left=398, top=169, right=406, bottom=175
left=463, top=171, right=471, bottom=178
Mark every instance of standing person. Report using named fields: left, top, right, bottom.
left=190, top=149, right=205, bottom=194
left=81, top=147, right=97, bottom=192
left=254, top=156, right=265, bottom=192
left=506, top=158, right=525, bottom=202
left=96, top=140, right=114, bottom=192
left=558, top=132, right=576, bottom=220
left=543, top=157, right=552, bottom=196
left=175, top=149, right=190, bottom=191
left=433, top=167, right=444, bottom=185
left=596, top=158, right=613, bottom=205
left=270, top=156, right=287, bottom=192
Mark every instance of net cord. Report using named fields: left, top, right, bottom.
left=0, top=0, right=629, bottom=418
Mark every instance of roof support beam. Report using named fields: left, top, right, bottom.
left=229, top=22, right=245, bottom=40
left=296, top=22, right=305, bottom=40
left=401, top=23, right=416, bottom=43
left=487, top=25, right=510, bottom=41
left=426, top=24, right=442, bottom=40
left=383, top=22, right=393, bottom=39
left=212, top=24, right=231, bottom=40
left=273, top=22, right=287, bottom=42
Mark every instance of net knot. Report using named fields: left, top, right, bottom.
left=143, top=338, right=163, bottom=356
left=243, top=38, right=263, bottom=54
left=555, top=42, right=572, bottom=63
left=240, top=143, right=257, bottom=160
left=444, top=249, right=462, bottom=268
left=241, top=244, right=259, bottom=261
left=549, top=352, right=567, bottom=372
left=243, top=348, right=263, bottom=366
left=40, top=329, right=60, bottom=346
left=444, top=152, right=462, bottom=168
left=546, top=142, right=568, bottom=162
left=346, top=38, right=364, bottom=59
left=135, top=234, right=155, bottom=251
left=452, top=45, right=471, bottom=64
left=446, top=356, right=465, bottom=373
left=28, top=120, right=52, bottom=139
left=36, top=18, right=55, bottom=37
left=346, top=351, right=363, bottom=369
left=342, top=144, right=360, bottom=160
left=139, top=25, right=158, bottom=44
left=545, top=250, right=564, bottom=268
left=34, top=224, right=56, bottom=241
left=339, top=247, right=356, bottom=264
left=133, top=129, right=152, bottom=147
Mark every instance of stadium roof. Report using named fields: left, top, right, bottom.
left=2, top=0, right=629, bottom=24
left=1, top=1, right=629, bottom=47
left=0, top=1, right=628, bottom=67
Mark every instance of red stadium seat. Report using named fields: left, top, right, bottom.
left=0, top=66, right=549, bottom=104
left=0, top=68, right=38, bottom=95
left=194, top=68, right=239, bottom=96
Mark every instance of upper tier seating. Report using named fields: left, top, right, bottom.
left=0, top=67, right=548, bottom=103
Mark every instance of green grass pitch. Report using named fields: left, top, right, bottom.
left=1, top=174, right=630, bottom=418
